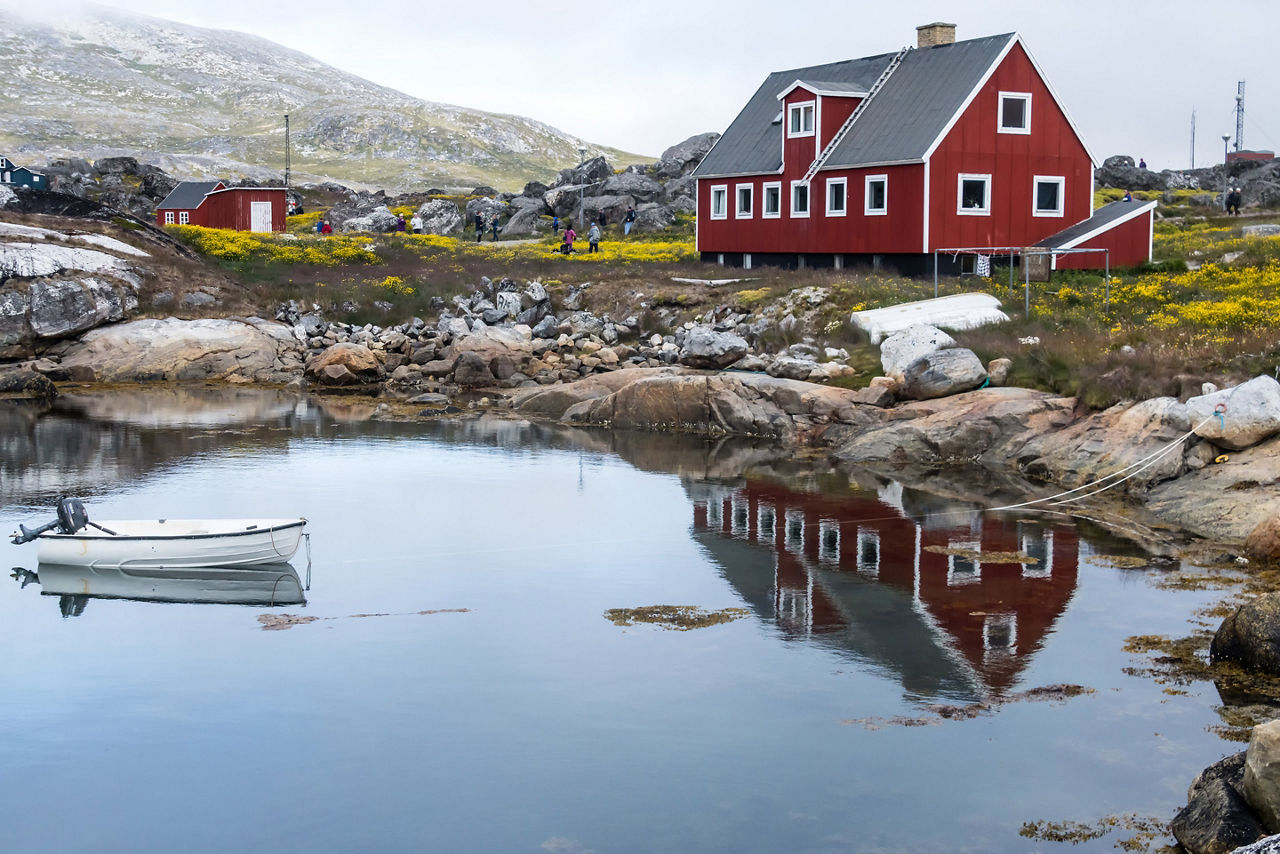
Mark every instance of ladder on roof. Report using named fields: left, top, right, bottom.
left=801, top=45, right=911, bottom=185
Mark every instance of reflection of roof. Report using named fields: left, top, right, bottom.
left=156, top=180, right=223, bottom=210
left=694, top=33, right=1014, bottom=178
left=695, top=529, right=980, bottom=702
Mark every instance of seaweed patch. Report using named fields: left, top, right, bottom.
left=604, top=605, right=750, bottom=631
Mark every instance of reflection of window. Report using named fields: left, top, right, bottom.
left=826, top=178, right=847, bottom=217
left=785, top=510, right=805, bottom=551
left=1033, top=175, right=1065, bottom=217
left=757, top=503, right=776, bottom=543
left=983, top=614, right=1017, bottom=657
left=710, top=185, right=727, bottom=219
left=856, top=530, right=880, bottom=576
left=791, top=181, right=810, bottom=218
left=819, top=519, right=840, bottom=563
left=947, top=540, right=981, bottom=585
left=1020, top=526, right=1053, bottom=578
left=865, top=175, right=887, bottom=215
left=735, top=184, right=753, bottom=218
left=998, top=91, right=1032, bottom=134
left=732, top=498, right=750, bottom=534
left=762, top=182, right=782, bottom=218
left=957, top=174, right=991, bottom=215
left=788, top=102, right=815, bottom=137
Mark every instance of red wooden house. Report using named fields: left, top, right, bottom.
left=693, top=23, right=1153, bottom=273
left=156, top=181, right=287, bottom=232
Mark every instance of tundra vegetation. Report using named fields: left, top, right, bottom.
left=166, top=199, right=1280, bottom=411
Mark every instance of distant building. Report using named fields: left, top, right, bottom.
left=0, top=156, right=47, bottom=190
left=156, top=180, right=286, bottom=232
left=1227, top=150, right=1276, bottom=165
left=693, top=23, right=1153, bottom=272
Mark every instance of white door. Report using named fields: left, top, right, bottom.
left=250, top=201, right=273, bottom=233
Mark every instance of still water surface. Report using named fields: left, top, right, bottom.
left=0, top=388, right=1234, bottom=853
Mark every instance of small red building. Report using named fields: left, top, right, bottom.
left=156, top=181, right=287, bottom=232
left=693, top=23, right=1153, bottom=273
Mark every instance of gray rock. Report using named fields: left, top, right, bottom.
left=1246, top=721, right=1280, bottom=832
left=453, top=350, right=496, bottom=387
left=1244, top=225, right=1280, bottom=238
left=987, top=357, right=1013, bottom=386
left=600, top=172, right=665, bottom=204
left=341, top=205, right=399, bottom=233
left=652, top=132, right=719, bottom=179
left=679, top=327, right=747, bottom=369
left=531, top=315, right=559, bottom=339
left=880, top=325, right=956, bottom=379
left=1187, top=376, right=1280, bottom=450
left=1171, top=752, right=1266, bottom=854
left=901, top=348, right=988, bottom=400
left=0, top=367, right=57, bottom=399
left=416, top=199, right=463, bottom=235
left=767, top=356, right=817, bottom=381
left=634, top=204, right=677, bottom=232
left=1234, top=833, right=1280, bottom=853
left=1212, top=593, right=1280, bottom=675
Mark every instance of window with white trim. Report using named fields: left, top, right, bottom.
left=1033, top=175, right=1065, bottom=217
left=788, top=101, right=815, bottom=138
left=957, top=174, right=992, bottom=215
left=164, top=211, right=175, bottom=225
left=790, top=181, right=809, bottom=218
left=735, top=184, right=753, bottom=219
left=762, top=182, right=782, bottom=218
left=710, top=185, right=727, bottom=220
left=825, top=177, right=847, bottom=217
left=864, top=174, right=887, bottom=215
left=178, top=211, right=190, bottom=225
left=998, top=92, right=1032, bottom=134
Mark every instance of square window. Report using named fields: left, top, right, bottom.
left=710, top=185, right=727, bottom=219
left=865, top=175, right=887, bottom=215
left=735, top=184, right=753, bottom=219
left=1033, top=175, right=1065, bottom=217
left=762, top=183, right=782, bottom=218
left=788, top=102, right=815, bottom=137
left=957, top=174, right=991, bottom=215
left=998, top=92, right=1032, bottom=134
left=826, top=178, right=846, bottom=216
left=791, top=181, right=810, bottom=218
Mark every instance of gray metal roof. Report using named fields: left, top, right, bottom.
left=1035, top=200, right=1157, bottom=249
left=157, top=180, right=223, bottom=210
left=694, top=33, right=1015, bottom=179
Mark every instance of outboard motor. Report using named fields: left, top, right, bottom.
left=10, top=497, right=91, bottom=545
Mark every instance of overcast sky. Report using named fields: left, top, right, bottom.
left=22, top=0, right=1280, bottom=169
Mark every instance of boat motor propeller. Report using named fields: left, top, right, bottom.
left=10, top=497, right=112, bottom=545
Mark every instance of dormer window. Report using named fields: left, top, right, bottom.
left=788, top=102, right=815, bottom=138
left=998, top=92, right=1032, bottom=134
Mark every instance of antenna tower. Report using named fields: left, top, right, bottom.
left=284, top=114, right=292, bottom=188
left=1234, top=81, right=1245, bottom=152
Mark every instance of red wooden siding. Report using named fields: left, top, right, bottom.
left=1054, top=210, right=1153, bottom=270
left=927, top=41, right=1092, bottom=252
left=818, top=95, right=860, bottom=151
left=202, top=189, right=287, bottom=232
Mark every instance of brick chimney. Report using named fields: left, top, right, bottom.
left=916, top=22, right=957, bottom=48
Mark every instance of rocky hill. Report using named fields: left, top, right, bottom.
left=0, top=5, right=644, bottom=192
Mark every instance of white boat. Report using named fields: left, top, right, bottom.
left=11, top=499, right=307, bottom=569
left=23, top=564, right=307, bottom=606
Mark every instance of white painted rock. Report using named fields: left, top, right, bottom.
left=1187, top=375, right=1280, bottom=450
left=880, top=324, right=955, bottom=380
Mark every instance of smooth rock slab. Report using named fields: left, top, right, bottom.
left=1187, top=376, right=1280, bottom=450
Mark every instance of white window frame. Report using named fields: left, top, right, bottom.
left=735, top=183, right=753, bottom=219
left=825, top=177, right=847, bottom=217
left=709, top=184, right=728, bottom=220
left=957, top=173, right=992, bottom=216
left=790, top=180, right=810, bottom=219
left=1032, top=175, right=1065, bottom=217
left=998, top=91, right=1032, bottom=135
left=864, top=174, right=888, bottom=216
left=787, top=101, right=815, bottom=138
left=762, top=182, right=782, bottom=219
left=178, top=211, right=190, bottom=225
left=164, top=211, right=175, bottom=225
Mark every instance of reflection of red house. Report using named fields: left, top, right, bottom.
left=156, top=180, right=286, bottom=232
left=691, top=479, right=1079, bottom=698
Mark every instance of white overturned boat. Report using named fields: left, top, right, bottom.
left=11, top=499, right=307, bottom=569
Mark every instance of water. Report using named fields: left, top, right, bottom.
left=0, top=388, right=1234, bottom=853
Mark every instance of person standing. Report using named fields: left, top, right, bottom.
left=562, top=224, right=576, bottom=255
left=410, top=213, right=423, bottom=234
left=474, top=211, right=484, bottom=242
left=396, top=214, right=406, bottom=232
left=1227, top=187, right=1242, bottom=215
left=624, top=206, right=636, bottom=236
left=552, top=214, right=560, bottom=235
left=587, top=222, right=601, bottom=253
left=490, top=214, right=500, bottom=241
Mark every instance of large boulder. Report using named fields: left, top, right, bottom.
left=880, top=325, right=956, bottom=379
left=1246, top=721, right=1280, bottom=832
left=416, top=199, right=463, bottom=235
left=61, top=317, right=305, bottom=383
left=1187, top=375, right=1280, bottom=450
left=652, top=133, right=719, bottom=179
left=678, top=326, right=747, bottom=369
left=452, top=350, right=496, bottom=387
left=1212, top=594, right=1280, bottom=674
left=1171, top=752, right=1267, bottom=854
left=634, top=203, right=678, bottom=232
left=340, top=205, right=399, bottom=233
left=600, top=173, right=664, bottom=204
left=901, top=348, right=987, bottom=400
left=304, top=342, right=384, bottom=385
left=1095, top=154, right=1168, bottom=191
left=0, top=367, right=57, bottom=399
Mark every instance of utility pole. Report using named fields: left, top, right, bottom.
left=1234, top=81, right=1246, bottom=152
left=1223, top=135, right=1232, bottom=209
left=1190, top=109, right=1196, bottom=169
left=284, top=114, right=291, bottom=189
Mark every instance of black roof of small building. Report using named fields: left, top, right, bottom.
left=156, top=180, right=223, bottom=210
left=1035, top=200, right=1158, bottom=249
left=694, top=33, right=1016, bottom=179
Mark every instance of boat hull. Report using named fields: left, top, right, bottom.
left=35, top=519, right=307, bottom=569
left=35, top=564, right=307, bottom=606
